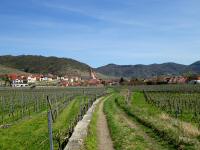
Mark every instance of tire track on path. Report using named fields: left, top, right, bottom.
left=97, top=97, right=114, bottom=150
left=114, top=101, right=172, bottom=150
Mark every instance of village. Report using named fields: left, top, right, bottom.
left=0, top=69, right=105, bottom=87
left=142, top=75, right=200, bottom=85
left=0, top=69, right=200, bottom=88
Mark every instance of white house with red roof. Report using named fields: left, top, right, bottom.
left=27, top=75, right=37, bottom=83
left=9, top=74, right=28, bottom=87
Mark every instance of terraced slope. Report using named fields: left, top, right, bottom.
left=0, top=64, right=27, bottom=74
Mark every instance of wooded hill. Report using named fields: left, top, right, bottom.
left=96, top=61, right=200, bottom=78
left=0, top=55, right=91, bottom=77
left=0, top=64, right=28, bottom=75
left=0, top=55, right=199, bottom=79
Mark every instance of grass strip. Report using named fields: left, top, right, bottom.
left=103, top=95, right=168, bottom=150
left=116, top=92, right=200, bottom=150
left=0, top=96, right=84, bottom=150
left=83, top=101, right=100, bottom=150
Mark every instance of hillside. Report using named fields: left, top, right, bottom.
left=95, top=72, right=119, bottom=80
left=184, top=61, right=200, bottom=74
left=96, top=62, right=200, bottom=78
left=0, top=55, right=91, bottom=76
left=1, top=55, right=199, bottom=79
left=0, top=64, right=28, bottom=75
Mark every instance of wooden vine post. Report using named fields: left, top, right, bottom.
left=48, top=111, right=54, bottom=150
left=47, top=96, right=55, bottom=150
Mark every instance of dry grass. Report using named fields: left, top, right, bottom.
left=159, top=113, right=171, bottom=121
left=181, top=122, right=200, bottom=137
left=159, top=113, right=200, bottom=138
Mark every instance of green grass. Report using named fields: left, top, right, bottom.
left=0, top=110, right=49, bottom=150
left=0, top=96, right=85, bottom=150
left=53, top=96, right=86, bottom=149
left=83, top=102, right=100, bottom=150
left=116, top=92, right=200, bottom=149
left=103, top=95, right=166, bottom=150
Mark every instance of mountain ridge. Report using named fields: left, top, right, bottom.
left=96, top=61, right=200, bottom=78
left=0, top=55, right=199, bottom=79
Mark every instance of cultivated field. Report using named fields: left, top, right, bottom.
left=84, top=85, right=200, bottom=150
left=1, top=85, right=200, bottom=150
left=0, top=87, right=106, bottom=150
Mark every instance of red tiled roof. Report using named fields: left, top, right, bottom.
left=8, top=74, right=17, bottom=80
left=88, top=79, right=101, bottom=85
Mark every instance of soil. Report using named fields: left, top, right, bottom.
left=97, top=99, right=114, bottom=150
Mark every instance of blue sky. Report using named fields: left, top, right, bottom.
left=0, top=0, right=200, bottom=67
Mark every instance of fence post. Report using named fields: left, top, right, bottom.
left=56, top=97, right=58, bottom=116
left=1, top=96, right=4, bottom=124
left=47, top=96, right=55, bottom=122
left=48, top=111, right=54, bottom=150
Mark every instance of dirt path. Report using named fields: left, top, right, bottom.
left=114, top=103, right=170, bottom=150
left=116, top=107, right=161, bottom=149
left=97, top=98, right=114, bottom=150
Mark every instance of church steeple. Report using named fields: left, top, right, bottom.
left=90, top=68, right=97, bottom=79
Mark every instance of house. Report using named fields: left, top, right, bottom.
left=8, top=74, right=17, bottom=81
left=35, top=74, right=43, bottom=81
left=48, top=77, right=53, bottom=81
left=41, top=75, right=53, bottom=81
left=195, top=76, right=200, bottom=84
left=60, top=80, right=69, bottom=87
left=11, top=75, right=28, bottom=87
left=74, top=76, right=81, bottom=82
left=168, top=77, right=175, bottom=84
left=189, top=80, right=200, bottom=84
left=102, top=79, right=119, bottom=86
left=87, top=79, right=101, bottom=86
left=189, top=76, right=200, bottom=84
left=47, top=74, right=54, bottom=81
left=12, top=82, right=29, bottom=87
left=63, top=76, right=81, bottom=83
left=177, top=76, right=188, bottom=84
left=168, top=76, right=186, bottom=84
left=58, top=76, right=66, bottom=80
left=70, top=78, right=74, bottom=83
left=63, top=76, right=69, bottom=81
left=0, top=75, right=6, bottom=86
left=27, top=75, right=37, bottom=83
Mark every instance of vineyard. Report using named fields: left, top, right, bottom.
left=144, top=92, right=200, bottom=124
left=84, top=85, right=200, bottom=150
left=132, top=84, right=200, bottom=92
left=0, top=87, right=106, bottom=150
left=1, top=85, right=200, bottom=150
